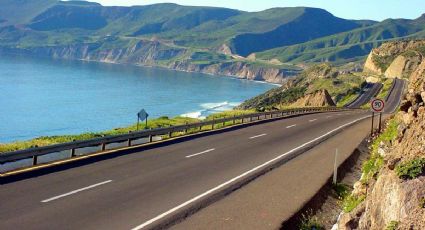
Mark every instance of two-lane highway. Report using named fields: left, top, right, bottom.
left=0, top=110, right=369, bottom=230
left=345, top=82, right=383, bottom=108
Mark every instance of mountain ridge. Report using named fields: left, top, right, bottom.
left=0, top=0, right=424, bottom=83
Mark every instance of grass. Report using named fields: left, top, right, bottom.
left=420, top=197, right=425, bottom=209
left=337, top=93, right=358, bottom=107
left=385, top=221, right=399, bottom=230
left=376, top=78, right=394, bottom=99
left=0, top=116, right=200, bottom=154
left=343, top=194, right=366, bottom=213
left=299, top=213, right=324, bottom=230
left=0, top=110, right=260, bottom=154
left=361, top=119, right=398, bottom=184
left=332, top=183, right=351, bottom=200
left=395, top=158, right=425, bottom=180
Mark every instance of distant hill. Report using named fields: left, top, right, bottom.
left=255, top=16, right=425, bottom=63
left=0, top=0, right=424, bottom=82
left=0, top=0, right=58, bottom=25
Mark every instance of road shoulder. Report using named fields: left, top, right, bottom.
left=171, top=118, right=372, bottom=230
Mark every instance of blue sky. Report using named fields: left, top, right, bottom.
left=91, top=0, right=425, bottom=21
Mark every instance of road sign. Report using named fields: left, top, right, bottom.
left=138, top=109, right=149, bottom=121
left=137, top=109, right=149, bottom=131
left=371, top=99, right=385, bottom=112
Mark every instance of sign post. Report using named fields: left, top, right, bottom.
left=137, top=109, right=149, bottom=131
left=370, top=99, right=385, bottom=135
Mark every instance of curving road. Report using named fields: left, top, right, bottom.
left=345, top=82, right=383, bottom=108
left=0, top=79, right=405, bottom=230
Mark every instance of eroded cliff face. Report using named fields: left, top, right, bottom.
left=363, top=40, right=425, bottom=77
left=292, top=89, right=335, bottom=107
left=338, top=43, right=425, bottom=230
left=169, top=61, right=294, bottom=84
left=0, top=40, right=295, bottom=84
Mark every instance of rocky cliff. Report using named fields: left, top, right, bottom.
left=0, top=39, right=297, bottom=84
left=338, top=42, right=425, bottom=230
left=363, top=40, right=425, bottom=77
left=292, top=89, right=336, bottom=107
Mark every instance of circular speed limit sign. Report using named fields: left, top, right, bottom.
left=371, top=99, right=385, bottom=112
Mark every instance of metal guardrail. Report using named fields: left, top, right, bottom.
left=0, top=107, right=350, bottom=167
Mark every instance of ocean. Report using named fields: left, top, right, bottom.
left=0, top=55, right=277, bottom=143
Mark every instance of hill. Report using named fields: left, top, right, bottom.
left=0, top=0, right=424, bottom=83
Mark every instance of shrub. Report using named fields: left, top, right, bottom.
left=332, top=183, right=350, bottom=200
left=299, top=214, right=324, bottom=230
left=395, top=158, right=425, bottom=180
left=386, top=221, right=399, bottom=230
left=419, top=197, right=425, bottom=209
left=343, top=194, right=365, bottom=213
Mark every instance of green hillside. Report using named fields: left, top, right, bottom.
left=0, top=0, right=58, bottom=25
left=255, top=17, right=425, bottom=63
left=0, top=0, right=424, bottom=67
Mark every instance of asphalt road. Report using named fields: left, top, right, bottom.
left=0, top=79, right=405, bottom=230
left=0, top=110, right=370, bottom=230
left=345, top=82, right=383, bottom=108
left=384, top=78, right=405, bottom=113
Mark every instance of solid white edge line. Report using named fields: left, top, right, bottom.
left=286, top=124, right=296, bottom=129
left=249, top=133, right=267, bottom=139
left=309, top=119, right=317, bottom=122
left=41, top=180, right=113, bottom=203
left=131, top=115, right=370, bottom=230
left=185, top=149, right=216, bottom=158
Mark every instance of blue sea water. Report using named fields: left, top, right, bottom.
left=0, top=55, right=277, bottom=143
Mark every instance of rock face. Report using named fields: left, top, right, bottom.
left=0, top=40, right=297, bottom=84
left=292, top=89, right=335, bottom=107
left=364, top=40, right=425, bottom=76
left=338, top=40, right=425, bottom=230
left=169, top=60, right=296, bottom=84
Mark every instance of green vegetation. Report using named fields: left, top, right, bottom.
left=372, top=54, right=397, bottom=72
left=343, top=194, right=366, bottom=213
left=0, top=110, right=261, bottom=154
left=395, top=158, right=425, bottom=180
left=256, top=18, right=425, bottom=64
left=419, top=197, right=425, bottom=209
left=332, top=183, right=351, bottom=200
left=337, top=93, right=358, bottom=107
left=362, top=119, right=398, bottom=183
left=1, top=0, right=425, bottom=66
left=237, top=87, right=307, bottom=110
left=0, top=116, right=199, bottom=153
left=299, top=213, right=324, bottom=230
left=377, top=78, right=394, bottom=99
left=385, top=221, right=399, bottom=230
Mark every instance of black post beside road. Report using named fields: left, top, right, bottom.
left=378, top=112, right=382, bottom=133
left=371, top=112, right=375, bottom=135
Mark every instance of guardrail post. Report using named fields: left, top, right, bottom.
left=241, top=117, right=244, bottom=124
left=222, top=117, right=225, bottom=127
left=70, top=148, right=76, bottom=157
left=168, top=131, right=172, bottom=138
left=212, top=119, right=215, bottom=130
left=250, top=116, right=253, bottom=122
left=185, top=123, right=188, bottom=134
left=101, top=143, right=106, bottom=151
left=32, top=156, right=38, bottom=166
left=149, top=135, right=153, bottom=142
left=233, top=115, right=236, bottom=125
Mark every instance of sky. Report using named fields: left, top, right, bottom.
left=90, top=0, right=425, bottom=21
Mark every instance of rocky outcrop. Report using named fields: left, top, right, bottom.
left=169, top=61, right=296, bottom=84
left=0, top=40, right=297, bottom=84
left=338, top=41, right=425, bottom=230
left=364, top=40, right=425, bottom=75
left=292, top=89, right=335, bottom=107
